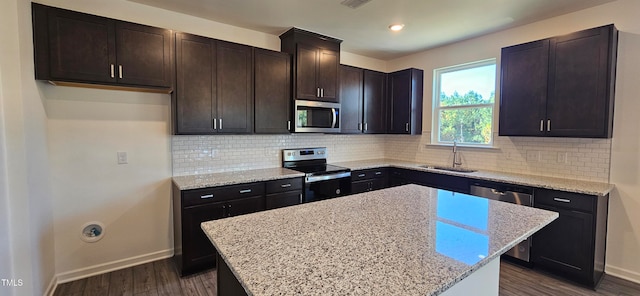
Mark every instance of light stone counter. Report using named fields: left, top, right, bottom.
left=202, top=184, right=558, bottom=296
left=332, top=159, right=614, bottom=196
left=172, top=167, right=304, bottom=190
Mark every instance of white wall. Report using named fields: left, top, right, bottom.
left=1, top=0, right=57, bottom=295
left=31, top=0, right=388, bottom=285
left=386, top=0, right=640, bottom=283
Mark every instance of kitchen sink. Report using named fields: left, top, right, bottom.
left=420, top=165, right=477, bottom=173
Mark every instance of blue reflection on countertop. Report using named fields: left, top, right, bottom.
left=435, top=190, right=489, bottom=265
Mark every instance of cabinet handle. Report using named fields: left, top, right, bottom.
left=213, top=118, right=217, bottom=130
left=110, top=64, right=115, bottom=78
left=219, top=118, right=223, bottom=130
left=358, top=123, right=362, bottom=131
left=200, top=194, right=213, bottom=199
left=540, top=120, right=544, bottom=132
left=321, top=88, right=324, bottom=98
left=547, top=119, right=551, bottom=132
left=375, top=172, right=382, bottom=175
left=364, top=123, right=368, bottom=131
left=553, top=197, right=571, bottom=203
left=239, top=189, right=252, bottom=194
left=405, top=123, right=409, bottom=132
left=280, top=184, right=292, bottom=188
left=299, top=193, right=303, bottom=204
left=358, top=174, right=366, bottom=177
left=287, top=120, right=291, bottom=131
left=316, top=88, right=320, bottom=98
left=118, top=65, right=123, bottom=79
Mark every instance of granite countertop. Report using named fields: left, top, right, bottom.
left=332, top=159, right=614, bottom=196
left=172, top=167, right=304, bottom=190
left=202, top=184, right=558, bottom=296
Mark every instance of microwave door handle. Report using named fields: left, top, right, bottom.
left=331, top=108, right=337, bottom=128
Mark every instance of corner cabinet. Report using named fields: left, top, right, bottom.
left=280, top=28, right=342, bottom=102
left=32, top=3, right=173, bottom=91
left=174, top=33, right=253, bottom=134
left=499, top=24, right=618, bottom=138
left=339, top=65, right=388, bottom=134
left=532, top=189, right=609, bottom=288
left=388, top=68, right=424, bottom=135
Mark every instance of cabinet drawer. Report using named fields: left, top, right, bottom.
left=351, top=168, right=387, bottom=181
left=265, top=177, right=303, bottom=194
left=183, top=183, right=265, bottom=207
left=535, top=188, right=595, bottom=212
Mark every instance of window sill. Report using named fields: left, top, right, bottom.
left=424, top=143, right=500, bottom=150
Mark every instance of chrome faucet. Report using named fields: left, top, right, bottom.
left=452, top=141, right=462, bottom=168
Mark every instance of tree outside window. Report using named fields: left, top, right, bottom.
left=433, top=59, right=496, bottom=146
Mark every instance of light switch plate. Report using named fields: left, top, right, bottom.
left=117, top=152, right=128, bottom=164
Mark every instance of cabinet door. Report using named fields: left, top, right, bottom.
left=339, top=65, right=363, bottom=133
left=254, top=49, right=291, bottom=134
left=532, top=204, right=594, bottom=284
left=175, top=33, right=216, bottom=134
left=217, top=41, right=254, bottom=133
left=296, top=44, right=319, bottom=100
left=227, top=196, right=265, bottom=217
left=183, top=203, right=225, bottom=269
left=499, top=40, right=549, bottom=136
left=351, top=180, right=372, bottom=194
left=363, top=70, right=388, bottom=133
left=46, top=7, right=117, bottom=83
left=266, top=191, right=302, bottom=210
left=388, top=69, right=423, bottom=135
left=115, top=22, right=172, bottom=88
left=547, top=26, right=614, bottom=137
left=318, top=49, right=339, bottom=101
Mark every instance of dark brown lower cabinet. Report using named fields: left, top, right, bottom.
left=351, top=168, right=388, bottom=194
left=532, top=189, right=609, bottom=288
left=265, top=177, right=303, bottom=210
left=173, top=183, right=265, bottom=276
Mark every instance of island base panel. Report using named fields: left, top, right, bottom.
left=217, top=252, right=248, bottom=296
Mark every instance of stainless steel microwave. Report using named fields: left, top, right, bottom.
left=294, top=100, right=341, bottom=133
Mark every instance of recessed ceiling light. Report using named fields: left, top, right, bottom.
left=389, top=24, right=404, bottom=31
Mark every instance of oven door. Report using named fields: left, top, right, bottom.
left=295, top=100, right=341, bottom=133
left=304, top=175, right=351, bottom=203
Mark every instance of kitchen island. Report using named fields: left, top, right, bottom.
left=202, top=184, right=558, bottom=295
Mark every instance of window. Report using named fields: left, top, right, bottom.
left=432, top=59, right=496, bottom=146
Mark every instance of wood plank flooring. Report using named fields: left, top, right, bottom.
left=54, top=258, right=640, bottom=295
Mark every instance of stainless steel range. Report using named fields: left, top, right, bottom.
left=282, top=147, right=351, bottom=203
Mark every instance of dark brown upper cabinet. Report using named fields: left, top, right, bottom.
left=280, top=28, right=342, bottom=102
left=174, top=33, right=253, bottom=134
left=499, top=24, right=618, bottom=138
left=388, top=68, right=424, bottom=135
left=339, top=65, right=388, bottom=134
left=254, top=48, right=292, bottom=134
left=32, top=3, right=173, bottom=92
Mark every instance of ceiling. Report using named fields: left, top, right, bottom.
left=129, top=0, right=615, bottom=60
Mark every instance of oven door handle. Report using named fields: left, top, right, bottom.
left=306, top=172, right=351, bottom=183
left=331, top=108, right=337, bottom=128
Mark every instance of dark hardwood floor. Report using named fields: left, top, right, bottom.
left=54, top=258, right=640, bottom=295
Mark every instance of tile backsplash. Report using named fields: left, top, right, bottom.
left=172, top=134, right=387, bottom=176
left=172, top=132, right=611, bottom=183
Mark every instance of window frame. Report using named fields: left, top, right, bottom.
left=432, top=58, right=497, bottom=147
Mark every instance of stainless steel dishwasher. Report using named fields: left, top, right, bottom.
left=470, top=182, right=534, bottom=262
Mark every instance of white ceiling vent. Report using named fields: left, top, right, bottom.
left=340, top=0, right=372, bottom=9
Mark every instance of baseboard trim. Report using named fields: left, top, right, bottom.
left=606, top=264, right=640, bottom=284
left=55, top=249, right=174, bottom=285
left=44, top=275, right=57, bottom=296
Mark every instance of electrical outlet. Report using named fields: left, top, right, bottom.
left=117, top=152, right=128, bottom=164
left=557, top=152, right=567, bottom=163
